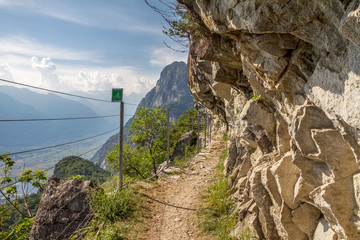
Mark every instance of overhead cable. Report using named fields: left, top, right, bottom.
left=0, top=78, right=111, bottom=103
left=0, top=114, right=120, bottom=122
left=0, top=78, right=139, bottom=105
left=0, top=143, right=109, bottom=190
left=78, top=144, right=103, bottom=157
left=5, top=127, right=119, bottom=157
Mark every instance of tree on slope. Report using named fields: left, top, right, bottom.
left=130, top=106, right=168, bottom=175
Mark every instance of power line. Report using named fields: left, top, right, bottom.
left=0, top=114, right=120, bottom=122
left=5, top=127, right=119, bottom=157
left=0, top=114, right=135, bottom=122
left=78, top=144, right=103, bottom=157
left=0, top=78, right=111, bottom=103
left=0, top=78, right=139, bottom=105
left=0, top=143, right=110, bottom=190
left=124, top=102, right=138, bottom=106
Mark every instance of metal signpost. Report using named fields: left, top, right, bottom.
left=204, top=113, right=207, bottom=147
left=112, top=88, right=124, bottom=189
left=166, top=108, right=170, bottom=167
left=197, top=110, right=200, bottom=153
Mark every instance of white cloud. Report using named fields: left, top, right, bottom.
left=0, top=64, right=13, bottom=80
left=62, top=66, right=157, bottom=94
left=0, top=34, right=159, bottom=96
left=31, top=57, right=56, bottom=72
left=0, top=54, right=157, bottom=96
left=31, top=57, right=61, bottom=89
left=150, top=47, right=188, bottom=66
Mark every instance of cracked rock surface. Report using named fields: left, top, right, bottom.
left=181, top=0, right=360, bottom=239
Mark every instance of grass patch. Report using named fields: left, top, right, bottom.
left=90, top=188, right=136, bottom=222
left=73, top=180, right=146, bottom=240
left=199, top=149, right=236, bottom=239
left=222, top=134, right=229, bottom=141
left=173, top=144, right=197, bottom=169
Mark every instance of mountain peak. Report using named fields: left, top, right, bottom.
left=138, top=61, right=193, bottom=118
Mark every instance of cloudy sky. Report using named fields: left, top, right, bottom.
left=0, top=0, right=187, bottom=99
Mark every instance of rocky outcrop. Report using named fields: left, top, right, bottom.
left=171, top=130, right=197, bottom=161
left=182, top=0, right=360, bottom=239
left=137, top=61, right=193, bottom=116
left=30, top=178, right=95, bottom=240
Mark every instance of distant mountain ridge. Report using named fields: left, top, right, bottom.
left=0, top=86, right=111, bottom=153
left=91, top=61, right=193, bottom=168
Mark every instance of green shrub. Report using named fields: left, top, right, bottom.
left=101, top=224, right=128, bottom=240
left=251, top=93, right=263, bottom=103
left=0, top=217, right=34, bottom=240
left=199, top=149, right=236, bottom=239
left=222, top=134, right=229, bottom=141
left=68, top=175, right=84, bottom=180
left=90, top=188, right=135, bottom=222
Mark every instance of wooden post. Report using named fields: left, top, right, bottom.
left=166, top=108, right=170, bottom=167
left=119, top=101, right=124, bottom=189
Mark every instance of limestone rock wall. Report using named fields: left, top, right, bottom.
left=182, top=0, right=360, bottom=239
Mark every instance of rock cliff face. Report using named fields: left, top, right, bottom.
left=137, top=61, right=193, bottom=118
left=181, top=0, right=360, bottom=239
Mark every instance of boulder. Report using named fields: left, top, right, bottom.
left=30, top=178, right=95, bottom=240
left=170, top=130, right=197, bottom=161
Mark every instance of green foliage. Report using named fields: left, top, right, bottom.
left=106, top=107, right=198, bottom=179
left=0, top=153, right=46, bottom=239
left=199, top=149, right=236, bottom=239
left=162, top=3, right=203, bottom=47
left=53, top=156, right=111, bottom=184
left=173, top=144, right=196, bottom=168
left=217, top=149, right=228, bottom=172
left=130, top=106, right=167, bottom=149
left=0, top=154, right=15, bottom=188
left=175, top=108, right=197, bottom=134
left=145, top=1, right=203, bottom=50
left=222, top=134, right=229, bottom=141
left=90, top=188, right=135, bottom=222
left=206, top=177, right=233, bottom=215
left=0, top=203, right=10, bottom=231
left=1, top=192, right=41, bottom=231
left=251, top=92, right=263, bottom=103
left=100, top=224, right=128, bottom=240
left=18, top=169, right=47, bottom=192
left=240, top=227, right=256, bottom=240
left=68, top=175, right=84, bottom=180
left=129, top=106, right=168, bottom=174
left=82, top=183, right=144, bottom=240
left=106, top=143, right=152, bottom=180
left=0, top=217, right=34, bottom=240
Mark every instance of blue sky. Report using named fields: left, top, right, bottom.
left=0, top=0, right=187, bottom=97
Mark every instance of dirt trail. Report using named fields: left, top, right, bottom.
left=141, top=140, right=226, bottom=240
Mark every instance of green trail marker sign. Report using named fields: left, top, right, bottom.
left=112, top=88, right=123, bottom=102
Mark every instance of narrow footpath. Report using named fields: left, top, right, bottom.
left=140, top=140, right=226, bottom=240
